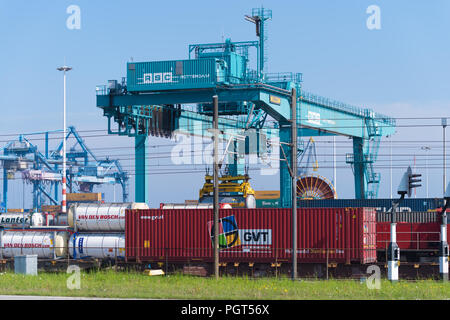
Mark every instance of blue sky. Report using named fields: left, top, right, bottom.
left=0, top=1, right=449, bottom=208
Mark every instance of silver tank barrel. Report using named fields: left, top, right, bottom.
left=68, top=203, right=149, bottom=231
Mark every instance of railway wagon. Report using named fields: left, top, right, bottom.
left=376, top=210, right=448, bottom=261
left=376, top=221, right=446, bottom=262
left=125, top=208, right=376, bottom=265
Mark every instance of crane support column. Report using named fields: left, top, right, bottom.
left=280, top=126, right=292, bottom=208
left=2, top=169, right=7, bottom=210
left=135, top=135, right=149, bottom=204
left=54, top=164, right=59, bottom=204
left=353, top=137, right=366, bottom=199
left=227, top=139, right=244, bottom=177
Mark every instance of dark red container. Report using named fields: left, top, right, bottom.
left=126, top=208, right=376, bottom=264
left=376, top=222, right=441, bottom=251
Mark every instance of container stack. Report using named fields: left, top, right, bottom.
left=125, top=207, right=377, bottom=265
left=0, top=208, right=70, bottom=259
left=67, top=203, right=148, bottom=260
left=0, top=193, right=127, bottom=261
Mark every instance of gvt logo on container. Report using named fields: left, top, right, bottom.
left=208, top=215, right=241, bottom=249
left=240, top=229, right=272, bottom=245
left=207, top=216, right=272, bottom=249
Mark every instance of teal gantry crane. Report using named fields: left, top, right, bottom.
left=96, top=7, right=396, bottom=207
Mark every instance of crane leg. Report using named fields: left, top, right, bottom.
left=353, top=137, right=366, bottom=199
left=135, top=135, right=149, bottom=204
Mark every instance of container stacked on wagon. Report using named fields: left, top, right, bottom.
left=0, top=193, right=102, bottom=261
left=0, top=193, right=150, bottom=263
left=298, top=198, right=448, bottom=262
left=125, top=207, right=377, bottom=268
left=0, top=208, right=70, bottom=261
left=67, top=202, right=148, bottom=261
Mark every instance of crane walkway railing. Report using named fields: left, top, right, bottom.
left=300, top=91, right=396, bottom=126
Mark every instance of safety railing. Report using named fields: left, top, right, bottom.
left=265, top=72, right=303, bottom=83
left=301, top=91, right=396, bottom=127
left=377, top=231, right=440, bottom=251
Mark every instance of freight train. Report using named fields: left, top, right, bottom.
left=0, top=200, right=447, bottom=277
left=0, top=203, right=148, bottom=260
left=125, top=207, right=448, bottom=266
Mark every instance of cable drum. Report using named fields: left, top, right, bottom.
left=68, top=203, right=149, bottom=231
left=296, top=174, right=337, bottom=200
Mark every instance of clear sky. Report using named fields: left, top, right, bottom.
left=0, top=0, right=449, bottom=208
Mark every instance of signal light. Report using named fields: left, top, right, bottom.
left=397, top=166, right=422, bottom=198
left=409, top=172, right=422, bottom=197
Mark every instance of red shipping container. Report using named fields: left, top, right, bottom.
left=125, top=207, right=376, bottom=264
left=377, top=223, right=416, bottom=251
left=411, top=223, right=439, bottom=251
left=376, top=222, right=441, bottom=252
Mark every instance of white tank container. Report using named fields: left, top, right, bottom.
left=31, top=213, right=44, bottom=227
left=0, top=213, right=54, bottom=228
left=68, top=203, right=149, bottom=231
left=0, top=214, right=31, bottom=228
left=161, top=203, right=232, bottom=209
left=0, top=231, right=68, bottom=258
left=30, top=212, right=53, bottom=227
left=69, top=233, right=125, bottom=259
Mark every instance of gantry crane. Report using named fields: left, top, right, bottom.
left=96, top=7, right=396, bottom=207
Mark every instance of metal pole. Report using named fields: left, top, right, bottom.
left=388, top=195, right=403, bottom=282
left=63, top=70, right=67, bottom=214
left=57, top=65, right=72, bottom=214
left=213, top=95, right=219, bottom=280
left=333, top=136, right=337, bottom=193
left=443, top=118, right=447, bottom=197
left=426, top=152, right=429, bottom=198
left=390, top=137, right=393, bottom=199
left=440, top=207, right=449, bottom=281
left=291, top=88, right=298, bottom=280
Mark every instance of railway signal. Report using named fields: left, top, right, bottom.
left=389, top=167, right=422, bottom=282
left=397, top=166, right=422, bottom=198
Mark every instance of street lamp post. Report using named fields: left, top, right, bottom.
left=443, top=118, right=447, bottom=197
left=57, top=65, right=72, bottom=214
left=389, top=135, right=393, bottom=199
left=421, top=146, right=431, bottom=198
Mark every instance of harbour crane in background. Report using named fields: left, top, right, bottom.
left=0, top=126, right=128, bottom=211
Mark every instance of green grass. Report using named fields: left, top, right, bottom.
left=0, top=271, right=449, bottom=299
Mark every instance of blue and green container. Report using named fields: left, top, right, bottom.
left=127, top=59, right=227, bottom=92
